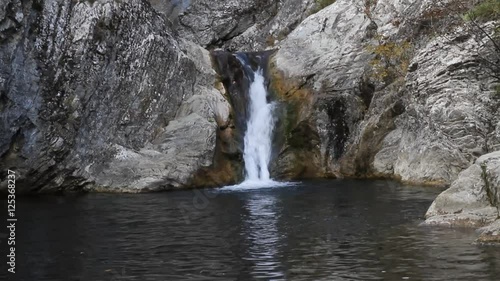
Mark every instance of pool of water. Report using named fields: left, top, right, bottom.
left=2, top=180, right=499, bottom=280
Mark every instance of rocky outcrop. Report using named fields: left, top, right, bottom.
left=424, top=151, right=500, bottom=226
left=424, top=151, right=500, bottom=243
left=0, top=0, right=235, bottom=193
left=270, top=0, right=375, bottom=178
left=149, top=0, right=316, bottom=51
left=372, top=24, right=500, bottom=185
left=269, top=0, right=500, bottom=185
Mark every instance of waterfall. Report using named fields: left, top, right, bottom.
left=219, top=52, right=298, bottom=190
left=243, top=69, right=276, bottom=182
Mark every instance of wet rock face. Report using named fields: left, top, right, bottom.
left=0, top=0, right=233, bottom=192
left=270, top=0, right=382, bottom=178
left=211, top=51, right=252, bottom=140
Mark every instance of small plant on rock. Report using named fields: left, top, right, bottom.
left=463, top=0, right=500, bottom=22
left=310, top=0, right=337, bottom=14
left=366, top=35, right=413, bottom=84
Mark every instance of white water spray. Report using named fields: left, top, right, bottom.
left=242, top=69, right=276, bottom=183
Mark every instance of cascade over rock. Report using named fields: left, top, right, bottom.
left=212, top=51, right=280, bottom=183
left=240, top=65, right=275, bottom=182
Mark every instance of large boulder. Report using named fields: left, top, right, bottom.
left=424, top=151, right=500, bottom=242
left=0, top=0, right=234, bottom=193
left=424, top=151, right=500, bottom=227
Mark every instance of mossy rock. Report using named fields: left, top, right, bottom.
left=267, top=56, right=325, bottom=179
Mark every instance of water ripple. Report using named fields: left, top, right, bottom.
left=7, top=179, right=500, bottom=281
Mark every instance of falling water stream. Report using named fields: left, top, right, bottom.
left=242, top=69, right=275, bottom=182
left=222, top=54, right=290, bottom=190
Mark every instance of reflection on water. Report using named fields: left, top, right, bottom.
left=243, top=194, right=283, bottom=279
left=3, top=180, right=500, bottom=281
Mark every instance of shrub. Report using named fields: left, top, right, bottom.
left=464, top=1, right=500, bottom=80
left=366, top=36, right=413, bottom=83
left=493, top=84, right=500, bottom=99
left=310, top=0, right=337, bottom=14
left=463, top=0, right=500, bottom=22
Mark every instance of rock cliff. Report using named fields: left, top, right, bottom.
left=265, top=0, right=499, bottom=242
left=149, top=0, right=316, bottom=51
left=0, top=0, right=236, bottom=192
left=270, top=0, right=500, bottom=185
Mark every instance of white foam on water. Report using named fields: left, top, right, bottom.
left=221, top=180, right=299, bottom=191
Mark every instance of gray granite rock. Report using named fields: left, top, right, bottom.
left=424, top=151, right=500, bottom=227
left=1, top=0, right=499, bottom=194
left=271, top=0, right=500, bottom=185
left=373, top=25, right=500, bottom=185
left=477, top=219, right=500, bottom=243
left=271, top=0, right=376, bottom=177
left=89, top=113, right=217, bottom=192
left=0, top=0, right=231, bottom=193
left=149, top=0, right=315, bottom=51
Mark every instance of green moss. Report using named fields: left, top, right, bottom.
left=463, top=0, right=500, bottom=22
left=481, top=163, right=499, bottom=217
left=268, top=63, right=311, bottom=139
left=366, top=36, right=413, bottom=84
left=267, top=58, right=324, bottom=178
left=492, top=84, right=500, bottom=99
left=310, top=0, right=337, bottom=14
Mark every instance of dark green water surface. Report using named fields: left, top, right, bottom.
left=3, top=180, right=500, bottom=280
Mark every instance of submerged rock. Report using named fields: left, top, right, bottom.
left=477, top=219, right=500, bottom=244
